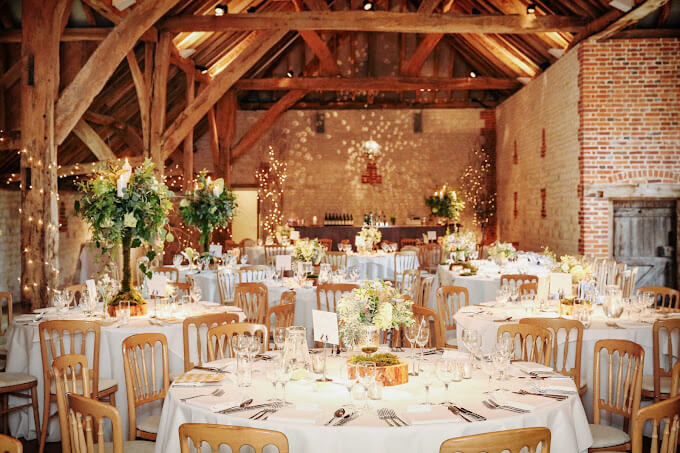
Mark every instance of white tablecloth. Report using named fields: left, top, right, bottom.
left=5, top=303, right=245, bottom=441
left=243, top=246, right=294, bottom=265
left=155, top=353, right=592, bottom=453
left=347, top=253, right=399, bottom=280
left=453, top=303, right=660, bottom=420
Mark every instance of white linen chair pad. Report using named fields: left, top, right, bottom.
left=589, top=424, right=630, bottom=448
left=642, top=375, right=672, bottom=394
left=49, top=377, right=117, bottom=395
left=0, top=372, right=36, bottom=387
left=103, top=440, right=155, bottom=453
left=137, top=414, right=161, bottom=434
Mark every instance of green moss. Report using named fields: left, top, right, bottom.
left=349, top=353, right=401, bottom=367
left=109, top=287, right=147, bottom=306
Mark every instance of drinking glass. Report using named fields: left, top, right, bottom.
left=172, top=254, right=183, bottom=267
left=461, top=328, right=481, bottom=363
left=118, top=300, right=130, bottom=325
left=492, top=349, right=506, bottom=382
left=265, top=358, right=283, bottom=399
left=420, top=362, right=435, bottom=405
left=341, top=362, right=357, bottom=404
left=480, top=353, right=495, bottom=383
left=274, top=327, right=286, bottom=351
left=435, top=359, right=454, bottom=394
left=311, top=353, right=325, bottom=375
left=248, top=336, right=262, bottom=359
left=51, top=290, right=65, bottom=312
left=495, top=289, right=507, bottom=305
left=357, top=362, right=376, bottom=409
left=404, top=323, right=419, bottom=374
left=577, top=306, right=591, bottom=329
left=190, top=286, right=202, bottom=304
left=415, top=319, right=429, bottom=368
left=241, top=254, right=248, bottom=265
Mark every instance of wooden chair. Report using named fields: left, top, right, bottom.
left=64, top=284, right=87, bottom=306
left=216, top=269, right=237, bottom=304
left=223, top=240, right=238, bottom=252
left=418, top=243, right=442, bottom=274
left=630, top=396, right=680, bottom=453
left=266, top=297, right=296, bottom=333
left=500, top=274, right=538, bottom=288
left=672, top=362, right=679, bottom=397
left=0, top=434, right=21, bottom=453
left=520, top=318, right=586, bottom=396
left=38, top=320, right=117, bottom=453
left=121, top=333, right=170, bottom=441
left=239, top=238, right=256, bottom=248
left=589, top=339, right=645, bottom=452
left=53, top=354, right=91, bottom=453
left=182, top=313, right=240, bottom=372
left=234, top=283, right=268, bottom=324
left=440, top=427, right=551, bottom=453
left=415, top=276, right=435, bottom=307
left=519, top=282, right=538, bottom=295
left=394, top=251, right=419, bottom=283
left=168, top=281, right=192, bottom=297
left=0, top=372, right=39, bottom=450
left=318, top=238, right=332, bottom=251
left=66, top=393, right=154, bottom=453
left=407, top=305, right=443, bottom=348
left=437, top=286, right=469, bottom=348
left=401, top=245, right=420, bottom=254
left=264, top=245, right=288, bottom=266
left=322, top=251, right=347, bottom=269
left=316, top=283, right=358, bottom=312
left=642, top=319, right=680, bottom=402
left=400, top=238, right=419, bottom=249
left=497, top=324, right=552, bottom=366
left=179, top=423, right=289, bottom=453
left=237, top=265, right=268, bottom=283
left=150, top=266, right=179, bottom=282
left=0, top=292, right=12, bottom=370
left=638, top=286, right=680, bottom=311
left=207, top=323, right=268, bottom=360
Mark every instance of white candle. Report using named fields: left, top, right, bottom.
left=117, top=159, right=132, bottom=197
left=313, top=215, right=317, bottom=225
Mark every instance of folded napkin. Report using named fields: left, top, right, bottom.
left=173, top=372, right=228, bottom=386
left=490, top=390, right=550, bottom=411
left=404, top=405, right=456, bottom=425
left=513, top=362, right=553, bottom=374
left=186, top=393, right=245, bottom=412
left=14, top=314, right=37, bottom=323
left=200, top=358, right=236, bottom=373
left=267, top=404, right=321, bottom=425
left=531, top=380, right=578, bottom=394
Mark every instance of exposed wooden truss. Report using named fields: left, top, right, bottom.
left=589, top=0, right=672, bottom=41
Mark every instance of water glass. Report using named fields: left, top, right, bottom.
left=172, top=254, right=183, bottom=267
left=118, top=300, right=130, bottom=325
left=357, top=361, right=376, bottom=409
left=420, top=362, right=435, bottom=405
left=311, top=353, right=325, bottom=374
left=576, top=306, right=591, bottom=329
left=190, top=286, right=202, bottom=304
left=274, top=327, right=286, bottom=351
left=265, top=358, right=282, bottom=398
left=436, top=359, right=454, bottom=393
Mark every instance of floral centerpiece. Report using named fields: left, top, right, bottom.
left=555, top=255, right=592, bottom=283
left=425, top=184, right=465, bottom=231
left=488, top=241, right=517, bottom=264
left=179, top=171, right=237, bottom=253
left=275, top=224, right=292, bottom=244
left=293, top=238, right=324, bottom=265
left=74, top=159, right=174, bottom=316
left=443, top=230, right=477, bottom=262
left=181, top=247, right=199, bottom=266
left=358, top=226, right=382, bottom=251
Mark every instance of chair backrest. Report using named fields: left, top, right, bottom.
left=0, top=292, right=12, bottom=338
left=316, top=283, right=358, bottom=312
left=631, top=396, right=680, bottom=453
left=264, top=245, right=289, bottom=266
left=592, top=339, right=644, bottom=426
left=317, top=238, right=332, bottom=252
left=206, top=323, right=268, bottom=361
left=410, top=305, right=443, bottom=348
left=238, top=265, right=268, bottom=283
left=67, top=393, right=124, bottom=453
left=650, top=319, right=680, bottom=401
left=179, top=423, right=289, bottom=453
left=53, top=354, right=91, bottom=453
left=182, top=313, right=240, bottom=372
left=266, top=298, right=296, bottom=333
left=520, top=318, right=583, bottom=389
left=394, top=251, right=419, bottom=281
left=64, top=284, right=87, bottom=306
left=239, top=238, right=256, bottom=248
left=151, top=266, right=180, bottom=282
left=497, top=323, right=553, bottom=366
left=418, top=243, right=442, bottom=273
left=415, top=276, right=435, bottom=307
left=121, top=333, right=170, bottom=440
left=399, top=268, right=421, bottom=299
left=0, top=434, right=22, bottom=453
left=437, top=286, right=469, bottom=333
left=439, top=427, right=551, bottom=453
left=169, top=281, right=192, bottom=297
left=400, top=238, right=419, bottom=249
left=638, top=286, right=680, bottom=311
left=39, top=320, right=102, bottom=396
left=234, top=283, right=268, bottom=324
left=672, top=362, right=680, bottom=397
left=322, top=251, right=347, bottom=269
left=216, top=269, right=238, bottom=304
left=500, top=274, right=538, bottom=288
left=519, top=282, right=537, bottom=295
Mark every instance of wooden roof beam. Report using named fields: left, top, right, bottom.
left=0, top=27, right=157, bottom=43
left=236, top=75, right=520, bottom=91
left=58, top=156, right=145, bottom=178
left=160, top=12, right=589, bottom=34
left=588, top=0, right=671, bottom=41
left=72, top=119, right=117, bottom=160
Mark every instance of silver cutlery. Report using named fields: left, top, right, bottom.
left=448, top=406, right=471, bottom=422
left=218, top=398, right=257, bottom=413
left=180, top=388, right=224, bottom=402
left=326, top=408, right=345, bottom=425
left=483, top=399, right=529, bottom=413
left=335, top=412, right=359, bottom=426
left=386, top=409, right=409, bottom=426
left=193, top=365, right=230, bottom=373
left=377, top=408, right=396, bottom=426
left=451, top=405, right=486, bottom=421
left=249, top=402, right=283, bottom=420
left=514, top=389, right=567, bottom=400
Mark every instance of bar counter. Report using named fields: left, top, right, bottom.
left=295, top=225, right=447, bottom=249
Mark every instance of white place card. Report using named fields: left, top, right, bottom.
left=209, top=244, right=223, bottom=258
left=85, top=279, right=97, bottom=303
left=275, top=255, right=292, bottom=271
left=427, top=231, right=437, bottom=242
left=148, top=274, right=168, bottom=297
left=290, top=230, right=300, bottom=240
left=549, top=272, right=573, bottom=297
left=312, top=309, right=339, bottom=345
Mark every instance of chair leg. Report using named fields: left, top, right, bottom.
left=108, top=392, right=116, bottom=408
left=1, top=394, right=7, bottom=434
left=31, top=386, right=41, bottom=443
left=38, top=393, right=50, bottom=453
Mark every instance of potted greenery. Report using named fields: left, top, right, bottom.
left=425, top=184, right=465, bottom=233
left=74, top=159, right=174, bottom=316
left=179, top=171, right=237, bottom=253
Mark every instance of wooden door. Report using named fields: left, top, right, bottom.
left=613, top=200, right=677, bottom=289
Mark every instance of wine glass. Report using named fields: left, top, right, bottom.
left=415, top=318, right=430, bottom=365
left=172, top=254, right=183, bottom=267
left=436, top=359, right=454, bottom=395
left=248, top=335, right=262, bottom=359
left=462, top=329, right=481, bottom=364
left=420, top=362, right=435, bottom=405
left=274, top=327, right=286, bottom=351
left=190, top=286, right=202, bottom=304
left=341, top=362, right=357, bottom=404
left=356, top=361, right=376, bottom=409
left=405, top=322, right=419, bottom=376
left=265, top=358, right=283, bottom=399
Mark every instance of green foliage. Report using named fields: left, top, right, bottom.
left=349, top=353, right=401, bottom=367
left=179, top=171, right=237, bottom=251
left=425, top=186, right=465, bottom=222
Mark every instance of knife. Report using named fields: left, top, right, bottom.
left=448, top=406, right=471, bottom=422
left=455, top=405, right=486, bottom=421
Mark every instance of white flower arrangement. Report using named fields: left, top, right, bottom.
left=488, top=241, right=517, bottom=261
left=555, top=255, right=592, bottom=283
left=275, top=224, right=292, bottom=243
left=443, top=230, right=477, bottom=260
left=293, top=238, right=324, bottom=265
left=359, top=226, right=382, bottom=246
left=336, top=280, right=414, bottom=344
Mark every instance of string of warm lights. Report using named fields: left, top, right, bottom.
left=256, top=146, right=287, bottom=238
left=461, top=145, right=496, bottom=230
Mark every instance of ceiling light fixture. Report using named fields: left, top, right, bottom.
left=195, top=64, right=209, bottom=73
left=526, top=3, right=536, bottom=14
left=362, top=0, right=374, bottom=11
left=215, top=4, right=228, bottom=15
left=469, top=71, right=477, bottom=78
left=286, top=70, right=295, bottom=78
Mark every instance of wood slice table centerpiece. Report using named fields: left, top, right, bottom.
left=348, top=353, right=408, bottom=386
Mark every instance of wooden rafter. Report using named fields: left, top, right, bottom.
left=72, top=119, right=117, bottom=160
left=58, top=156, right=145, bottom=178
left=150, top=32, right=173, bottom=172
left=236, top=75, right=520, bottom=91
left=589, top=0, right=672, bottom=41
left=292, top=0, right=340, bottom=75
left=0, top=56, right=22, bottom=89
left=401, top=0, right=454, bottom=76
left=183, top=70, right=196, bottom=190
left=0, top=27, right=157, bottom=43
left=161, top=12, right=589, bottom=34
left=126, top=50, right=151, bottom=152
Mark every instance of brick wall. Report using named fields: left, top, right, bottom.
left=578, top=38, right=680, bottom=256
left=495, top=48, right=581, bottom=255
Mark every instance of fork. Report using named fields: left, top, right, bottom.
left=483, top=399, right=529, bottom=414
left=514, top=389, right=567, bottom=400
left=180, top=388, right=224, bottom=402
left=385, top=409, right=409, bottom=426
left=377, top=408, right=395, bottom=426
left=249, top=402, right=283, bottom=420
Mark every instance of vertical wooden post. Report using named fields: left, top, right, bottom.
left=182, top=70, right=195, bottom=191
left=216, top=89, right=236, bottom=184
left=149, top=32, right=172, bottom=177
left=21, top=0, right=69, bottom=308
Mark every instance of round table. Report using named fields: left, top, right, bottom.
left=5, top=303, right=245, bottom=441
left=154, top=352, right=592, bottom=453
left=453, top=302, right=660, bottom=420
left=347, top=252, right=400, bottom=280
